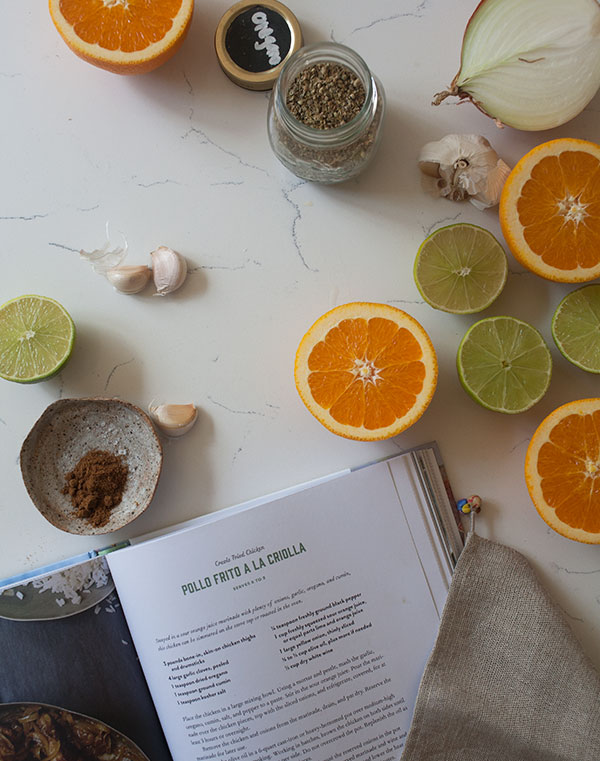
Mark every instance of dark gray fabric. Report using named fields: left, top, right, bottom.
left=0, top=591, right=172, bottom=761
left=401, top=533, right=600, bottom=761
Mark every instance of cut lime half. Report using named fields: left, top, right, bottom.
left=552, top=285, right=600, bottom=373
left=457, top=316, right=552, bottom=414
left=414, top=223, right=508, bottom=314
left=0, top=295, right=76, bottom=383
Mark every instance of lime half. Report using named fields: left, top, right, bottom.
left=0, top=295, right=75, bottom=383
left=552, top=285, right=600, bottom=373
left=457, top=316, right=552, bottom=414
left=414, top=223, right=508, bottom=314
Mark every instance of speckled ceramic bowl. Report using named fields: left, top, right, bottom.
left=20, top=398, right=163, bottom=535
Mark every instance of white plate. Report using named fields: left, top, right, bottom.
left=0, top=556, right=115, bottom=621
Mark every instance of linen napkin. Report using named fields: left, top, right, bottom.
left=401, top=532, right=600, bottom=761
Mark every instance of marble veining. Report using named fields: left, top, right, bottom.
left=421, top=212, right=462, bottom=237
left=181, top=117, right=272, bottom=178
left=0, top=213, right=48, bottom=221
left=2, top=0, right=599, bottom=669
left=350, top=0, right=430, bottom=36
left=281, top=183, right=317, bottom=272
left=104, top=358, right=136, bottom=393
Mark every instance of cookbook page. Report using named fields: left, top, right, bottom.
left=107, top=459, right=445, bottom=761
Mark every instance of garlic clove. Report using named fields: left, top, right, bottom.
left=418, top=134, right=510, bottom=209
left=148, top=402, right=198, bottom=437
left=106, top=265, right=152, bottom=294
left=150, top=246, right=188, bottom=296
left=470, top=158, right=512, bottom=210
left=418, top=160, right=443, bottom=179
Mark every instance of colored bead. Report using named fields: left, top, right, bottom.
left=467, top=494, right=482, bottom=513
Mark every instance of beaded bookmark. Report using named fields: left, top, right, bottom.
left=456, top=494, right=482, bottom=534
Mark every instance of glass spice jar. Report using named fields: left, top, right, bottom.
left=267, top=42, right=385, bottom=183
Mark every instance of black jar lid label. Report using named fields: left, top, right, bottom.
left=215, top=0, right=302, bottom=90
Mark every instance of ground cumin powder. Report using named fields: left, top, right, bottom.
left=62, top=449, right=129, bottom=528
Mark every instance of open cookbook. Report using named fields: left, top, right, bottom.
left=0, top=444, right=464, bottom=761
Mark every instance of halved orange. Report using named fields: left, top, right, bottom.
left=49, top=0, right=194, bottom=75
left=525, top=398, right=600, bottom=544
left=294, top=303, right=438, bottom=441
left=499, top=138, right=600, bottom=282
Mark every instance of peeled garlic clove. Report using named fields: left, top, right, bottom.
left=150, top=246, right=188, bottom=296
left=418, top=134, right=509, bottom=209
left=106, top=265, right=152, bottom=294
left=148, top=403, right=198, bottom=437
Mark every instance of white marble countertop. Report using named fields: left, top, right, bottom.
left=2, top=0, right=599, bottom=667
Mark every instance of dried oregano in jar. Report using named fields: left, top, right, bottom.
left=267, top=42, right=385, bottom=183
left=286, top=62, right=366, bottom=128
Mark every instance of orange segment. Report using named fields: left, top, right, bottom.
left=49, top=0, right=194, bottom=74
left=525, top=399, right=600, bottom=543
left=295, top=303, right=438, bottom=441
left=499, top=139, right=600, bottom=282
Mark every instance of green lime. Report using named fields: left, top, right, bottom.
left=457, top=316, right=552, bottom=414
left=414, top=223, right=508, bottom=314
left=551, top=285, right=600, bottom=373
left=0, top=295, right=76, bottom=383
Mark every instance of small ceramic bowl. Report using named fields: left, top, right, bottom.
left=20, top=398, right=163, bottom=535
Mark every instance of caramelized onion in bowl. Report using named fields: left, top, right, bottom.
left=0, top=703, right=149, bottom=761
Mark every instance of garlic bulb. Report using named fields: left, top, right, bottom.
left=150, top=246, right=188, bottom=296
left=148, top=402, right=198, bottom=437
left=433, top=0, right=600, bottom=131
left=106, top=265, right=152, bottom=294
left=418, top=134, right=510, bottom=210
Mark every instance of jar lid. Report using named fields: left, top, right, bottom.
left=214, top=0, right=303, bottom=90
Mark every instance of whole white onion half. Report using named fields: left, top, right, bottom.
left=433, top=0, right=600, bottom=131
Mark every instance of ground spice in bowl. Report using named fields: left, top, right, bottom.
left=20, top=398, right=163, bottom=535
left=62, top=449, right=129, bottom=528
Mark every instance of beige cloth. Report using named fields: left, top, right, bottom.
left=401, top=533, right=600, bottom=761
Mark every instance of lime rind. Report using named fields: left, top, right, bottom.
left=551, top=285, right=600, bottom=374
left=0, top=295, right=76, bottom=384
left=414, top=223, right=508, bottom=314
left=457, top=316, right=552, bottom=414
